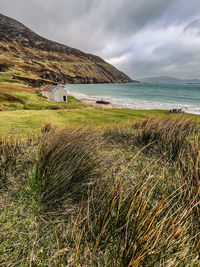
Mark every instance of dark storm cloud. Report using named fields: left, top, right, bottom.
left=0, top=0, right=200, bottom=79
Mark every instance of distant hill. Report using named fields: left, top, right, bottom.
left=0, top=13, right=132, bottom=87
left=141, top=76, right=200, bottom=84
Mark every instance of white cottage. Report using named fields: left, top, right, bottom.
left=42, top=84, right=68, bottom=102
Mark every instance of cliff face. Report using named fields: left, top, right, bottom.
left=0, top=13, right=132, bottom=86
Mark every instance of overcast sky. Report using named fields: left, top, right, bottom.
left=1, top=0, right=200, bottom=79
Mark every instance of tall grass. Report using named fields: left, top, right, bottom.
left=32, top=126, right=103, bottom=213
left=0, top=117, right=199, bottom=266
left=175, top=135, right=200, bottom=248
left=104, top=116, right=197, bottom=159
left=134, top=117, right=197, bottom=158
left=72, top=159, right=198, bottom=266
left=0, top=135, right=34, bottom=189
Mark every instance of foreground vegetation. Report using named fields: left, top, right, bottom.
left=0, top=116, right=199, bottom=266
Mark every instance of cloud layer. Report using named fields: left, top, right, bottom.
left=0, top=0, right=200, bottom=79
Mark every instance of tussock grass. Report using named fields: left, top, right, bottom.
left=0, top=134, right=35, bottom=189
left=175, top=136, right=200, bottom=245
left=133, top=117, right=197, bottom=158
left=72, top=170, right=197, bottom=266
left=0, top=117, right=199, bottom=266
left=104, top=116, right=198, bottom=159
left=32, top=126, right=103, bottom=213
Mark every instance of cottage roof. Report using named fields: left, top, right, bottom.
left=42, top=84, right=66, bottom=93
left=48, top=85, right=57, bottom=92
left=42, top=84, right=53, bottom=92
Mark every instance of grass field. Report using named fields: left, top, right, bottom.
left=0, top=109, right=172, bottom=135
left=0, top=82, right=199, bottom=136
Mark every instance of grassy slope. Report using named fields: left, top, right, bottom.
left=0, top=92, right=86, bottom=110
left=0, top=83, right=86, bottom=111
left=0, top=40, right=131, bottom=85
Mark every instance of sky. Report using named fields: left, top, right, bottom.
left=0, top=0, right=200, bottom=79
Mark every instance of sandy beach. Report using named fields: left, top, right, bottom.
left=80, top=99, right=123, bottom=109
left=67, top=91, right=123, bottom=109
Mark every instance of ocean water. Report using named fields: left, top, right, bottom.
left=67, top=83, right=200, bottom=115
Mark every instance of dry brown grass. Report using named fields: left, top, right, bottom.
left=0, top=118, right=199, bottom=266
left=72, top=171, right=198, bottom=266
left=0, top=134, right=35, bottom=189
left=0, top=82, right=36, bottom=93
left=0, top=39, right=131, bottom=85
left=32, top=126, right=103, bottom=213
left=104, top=116, right=198, bottom=160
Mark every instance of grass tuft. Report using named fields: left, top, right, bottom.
left=32, top=127, right=102, bottom=213
left=104, top=116, right=198, bottom=159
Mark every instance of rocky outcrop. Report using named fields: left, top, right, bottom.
left=0, top=13, right=133, bottom=86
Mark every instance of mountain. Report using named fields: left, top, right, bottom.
left=141, top=76, right=200, bottom=84
left=0, top=13, right=132, bottom=87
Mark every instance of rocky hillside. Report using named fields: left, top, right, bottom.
left=0, top=13, right=132, bottom=86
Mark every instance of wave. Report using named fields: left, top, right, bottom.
left=68, top=90, right=200, bottom=115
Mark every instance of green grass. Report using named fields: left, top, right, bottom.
left=0, top=108, right=171, bottom=135
left=0, top=82, right=199, bottom=136
left=0, top=107, right=199, bottom=136
left=0, top=90, right=86, bottom=111
left=0, top=82, right=199, bottom=265
left=0, top=69, right=23, bottom=84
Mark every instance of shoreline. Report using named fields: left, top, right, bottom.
left=68, top=91, right=200, bottom=114
left=68, top=91, right=123, bottom=109
left=79, top=98, right=123, bottom=109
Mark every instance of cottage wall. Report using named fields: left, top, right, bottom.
left=42, top=91, right=48, bottom=98
left=47, top=92, right=54, bottom=101
left=53, top=88, right=68, bottom=102
left=42, top=84, right=68, bottom=102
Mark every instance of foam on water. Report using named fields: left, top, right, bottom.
left=67, top=83, right=200, bottom=115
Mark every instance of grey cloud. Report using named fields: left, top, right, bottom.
left=0, top=0, right=200, bottom=79
left=120, top=35, right=200, bottom=79
left=184, top=19, right=200, bottom=35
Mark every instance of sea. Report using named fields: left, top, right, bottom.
left=67, top=82, right=200, bottom=115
